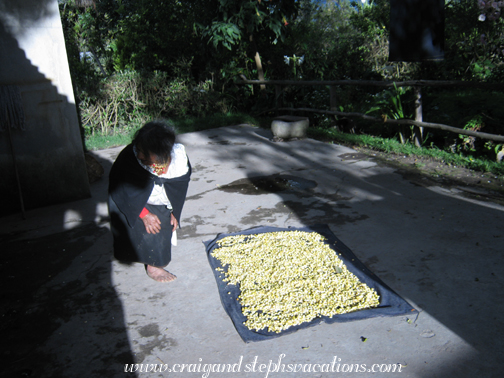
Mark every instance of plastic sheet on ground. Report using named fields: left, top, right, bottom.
left=204, top=224, right=417, bottom=342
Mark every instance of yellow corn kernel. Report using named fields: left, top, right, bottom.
left=211, top=231, right=380, bottom=333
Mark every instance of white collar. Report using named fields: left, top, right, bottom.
left=133, top=144, right=188, bottom=178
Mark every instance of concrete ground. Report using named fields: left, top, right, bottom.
left=1, top=125, right=503, bottom=378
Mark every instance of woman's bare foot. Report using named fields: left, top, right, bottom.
left=146, top=265, right=177, bottom=283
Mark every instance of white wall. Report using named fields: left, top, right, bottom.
left=0, top=0, right=90, bottom=215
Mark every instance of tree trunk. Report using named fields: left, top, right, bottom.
left=413, top=86, right=423, bottom=147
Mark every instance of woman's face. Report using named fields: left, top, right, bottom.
left=137, top=150, right=169, bottom=175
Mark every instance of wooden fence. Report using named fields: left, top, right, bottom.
left=237, top=76, right=504, bottom=144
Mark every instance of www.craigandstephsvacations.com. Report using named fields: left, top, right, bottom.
left=124, top=354, right=404, bottom=377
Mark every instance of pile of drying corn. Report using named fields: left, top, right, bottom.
left=212, top=231, right=380, bottom=333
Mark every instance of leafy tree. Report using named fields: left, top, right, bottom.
left=60, top=0, right=217, bottom=75
left=196, top=0, right=299, bottom=88
left=474, top=0, right=504, bottom=80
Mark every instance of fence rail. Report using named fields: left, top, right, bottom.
left=277, top=107, right=504, bottom=143
left=237, top=76, right=504, bottom=144
left=238, top=76, right=504, bottom=89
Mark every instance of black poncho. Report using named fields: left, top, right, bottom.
left=108, top=144, right=191, bottom=266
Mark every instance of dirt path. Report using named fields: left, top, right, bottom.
left=355, top=146, right=504, bottom=205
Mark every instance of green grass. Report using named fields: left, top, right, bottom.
left=84, top=133, right=136, bottom=151
left=308, top=127, right=504, bottom=177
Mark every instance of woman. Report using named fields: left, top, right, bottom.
left=108, top=121, right=191, bottom=282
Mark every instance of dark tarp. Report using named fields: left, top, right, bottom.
left=204, top=224, right=417, bottom=343
left=389, top=0, right=445, bottom=61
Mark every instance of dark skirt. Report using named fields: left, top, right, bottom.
left=109, top=197, right=173, bottom=267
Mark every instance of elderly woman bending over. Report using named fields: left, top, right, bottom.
left=108, top=121, right=191, bottom=282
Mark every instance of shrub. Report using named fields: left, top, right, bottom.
left=79, top=70, right=231, bottom=136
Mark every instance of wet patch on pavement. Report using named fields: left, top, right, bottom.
left=217, top=175, right=317, bottom=195
left=138, top=323, right=161, bottom=338
left=184, top=173, right=368, bottom=231
left=338, top=152, right=372, bottom=161
left=207, top=140, right=246, bottom=146
left=239, top=199, right=369, bottom=226
left=134, top=334, right=177, bottom=363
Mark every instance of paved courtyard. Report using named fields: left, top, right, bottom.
left=1, top=125, right=503, bottom=378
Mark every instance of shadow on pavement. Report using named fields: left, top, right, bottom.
left=1, top=2, right=135, bottom=375
left=0, top=150, right=136, bottom=378
left=182, top=125, right=504, bottom=377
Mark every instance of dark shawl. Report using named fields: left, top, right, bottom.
left=108, top=144, right=191, bottom=228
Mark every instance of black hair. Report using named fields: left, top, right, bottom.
left=133, top=120, right=176, bottom=164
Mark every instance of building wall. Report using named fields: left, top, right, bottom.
left=0, top=0, right=90, bottom=216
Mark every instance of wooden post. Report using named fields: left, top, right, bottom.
left=413, top=86, right=424, bottom=147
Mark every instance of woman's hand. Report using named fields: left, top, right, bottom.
left=142, top=213, right=161, bottom=234
left=170, top=213, right=178, bottom=231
